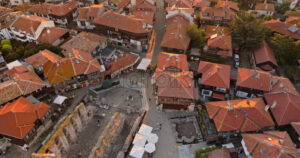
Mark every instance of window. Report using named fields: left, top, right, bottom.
left=236, top=91, right=248, bottom=98
left=215, top=87, right=226, bottom=93
left=202, top=89, right=212, bottom=96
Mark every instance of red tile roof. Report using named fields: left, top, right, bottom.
left=291, top=122, right=300, bottom=135
left=263, top=20, right=300, bottom=40
left=0, top=80, right=22, bottom=105
left=206, top=98, right=274, bottom=132
left=236, top=68, right=272, bottom=92
left=205, top=25, right=231, bottom=37
left=193, top=0, right=210, bottom=8
left=255, top=3, right=275, bottom=12
left=77, top=4, right=105, bottom=21
left=166, top=0, right=193, bottom=8
left=254, top=41, right=278, bottom=70
left=132, top=10, right=155, bottom=25
left=216, top=1, right=239, bottom=11
left=270, top=76, right=299, bottom=96
left=37, top=27, right=69, bottom=44
left=155, top=71, right=198, bottom=100
left=161, top=15, right=191, bottom=51
left=0, top=6, right=13, bottom=17
left=25, top=49, right=62, bottom=69
left=264, top=92, right=300, bottom=126
left=8, top=66, right=45, bottom=95
left=208, top=148, right=231, bottom=158
left=166, top=6, right=195, bottom=15
left=61, top=32, right=107, bottom=53
left=93, top=10, right=149, bottom=34
left=101, top=53, right=139, bottom=77
left=12, top=15, right=51, bottom=35
left=200, top=7, right=234, bottom=23
left=28, top=1, right=76, bottom=17
left=157, top=52, right=189, bottom=72
left=130, top=0, right=156, bottom=12
left=207, top=34, right=232, bottom=57
left=242, top=131, right=300, bottom=158
left=198, top=61, right=231, bottom=89
left=0, top=97, right=50, bottom=139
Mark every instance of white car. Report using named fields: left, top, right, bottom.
left=235, top=61, right=240, bottom=68
left=234, top=54, right=239, bottom=62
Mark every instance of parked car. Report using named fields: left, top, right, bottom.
left=234, top=54, right=239, bottom=62
left=235, top=61, right=240, bottom=68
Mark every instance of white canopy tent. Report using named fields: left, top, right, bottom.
left=133, top=133, right=147, bottom=147
left=53, top=95, right=67, bottom=105
left=129, top=145, right=145, bottom=158
left=137, top=58, right=151, bottom=71
left=138, top=124, right=153, bottom=137
left=145, top=143, right=156, bottom=153
left=147, top=133, right=158, bottom=144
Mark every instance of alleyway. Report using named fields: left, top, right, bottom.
left=151, top=0, right=166, bottom=65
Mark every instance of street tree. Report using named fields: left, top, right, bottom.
left=231, top=11, right=271, bottom=51
left=187, top=24, right=207, bottom=49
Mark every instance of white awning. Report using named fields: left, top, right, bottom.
left=147, top=133, right=158, bottom=144
left=145, top=143, right=156, bottom=153
left=129, top=145, right=145, bottom=158
left=138, top=124, right=153, bottom=137
left=133, top=133, right=147, bottom=147
left=53, top=95, right=67, bottom=105
left=137, top=58, right=151, bottom=71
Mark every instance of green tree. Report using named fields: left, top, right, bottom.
left=276, top=2, right=290, bottom=14
left=187, top=24, right=207, bottom=49
left=5, top=52, right=20, bottom=62
left=269, top=33, right=300, bottom=80
left=1, top=39, right=10, bottom=46
left=1, top=44, right=12, bottom=54
left=231, top=11, right=271, bottom=51
left=263, top=15, right=273, bottom=21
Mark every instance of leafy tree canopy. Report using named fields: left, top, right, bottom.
left=187, top=24, right=207, bottom=49
left=231, top=11, right=271, bottom=51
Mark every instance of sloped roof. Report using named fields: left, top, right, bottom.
left=165, top=0, right=193, bottom=8
left=206, top=98, right=274, bottom=132
left=255, top=3, right=275, bottom=12
left=101, top=53, right=139, bottom=77
left=43, top=58, right=75, bottom=85
left=205, top=25, right=231, bottom=37
left=130, top=0, right=156, bottom=12
left=8, top=66, right=45, bottom=95
left=200, top=7, right=234, bottom=21
left=242, top=131, right=300, bottom=158
left=64, top=49, right=103, bottom=75
left=161, top=15, right=191, bottom=51
left=25, top=49, right=62, bottom=69
left=157, top=52, right=189, bottom=72
left=77, top=4, right=105, bottom=21
left=263, top=20, right=300, bottom=40
left=208, top=148, right=231, bottom=158
left=93, top=10, right=149, bottom=34
left=193, top=0, right=210, bottom=8
left=132, top=10, right=155, bottom=25
left=216, top=1, right=239, bottom=11
left=61, top=32, right=107, bottom=53
left=236, top=68, right=272, bottom=92
left=37, top=27, right=69, bottom=44
left=254, top=41, right=278, bottom=70
left=291, top=122, right=300, bottom=135
left=155, top=71, right=198, bottom=100
left=0, top=6, right=13, bottom=17
left=28, top=1, right=76, bottom=17
left=270, top=76, right=299, bottom=95
left=198, top=61, right=231, bottom=89
left=0, top=97, right=50, bottom=139
left=0, top=80, right=22, bottom=105
left=207, top=34, right=232, bottom=57
left=264, top=92, right=300, bottom=126
left=12, top=15, right=51, bottom=35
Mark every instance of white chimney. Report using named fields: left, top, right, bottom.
left=265, top=105, right=270, bottom=112
left=271, top=101, right=277, bottom=109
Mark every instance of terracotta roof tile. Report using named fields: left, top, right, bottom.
left=208, top=148, right=231, bottom=158
left=264, top=92, right=300, bottom=126
left=270, top=76, right=299, bottom=95
left=157, top=52, right=189, bottom=72
left=93, top=10, right=149, bottom=34
left=242, top=131, right=300, bottom=158
left=198, top=61, right=231, bottom=89
left=193, top=0, right=210, bottom=8
left=0, top=80, right=22, bottom=105
left=291, top=122, right=300, bottom=135
left=207, top=34, right=232, bottom=57
left=255, top=3, right=275, bottom=12
left=206, top=98, right=274, bottom=132
left=37, top=27, right=69, bottom=44
left=0, top=6, right=13, bottom=17
left=155, top=71, right=198, bottom=100
left=61, top=32, right=107, bottom=53
left=28, top=1, right=76, bottom=17
left=216, top=1, right=239, bottom=11
left=132, top=10, right=155, bottom=25
left=130, top=0, right=156, bottom=12
left=25, top=49, right=62, bottom=69
left=264, top=19, right=300, bottom=40
left=200, top=7, right=234, bottom=22
left=166, top=0, right=193, bottom=8
left=236, top=68, right=272, bottom=92
left=166, top=6, right=195, bottom=15
left=12, top=15, right=51, bottom=35
left=102, top=53, right=139, bottom=77
left=77, top=4, right=105, bottom=21
left=8, top=66, right=45, bottom=95
left=254, top=41, right=278, bottom=70
left=0, top=97, right=50, bottom=139
left=205, top=25, right=231, bottom=37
